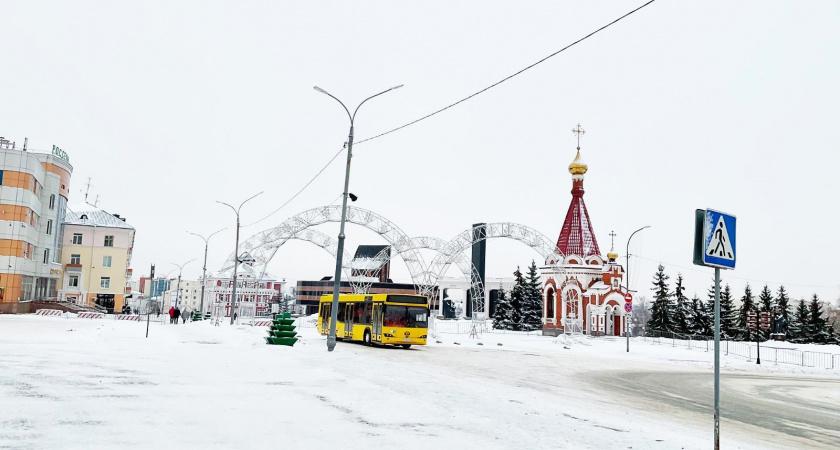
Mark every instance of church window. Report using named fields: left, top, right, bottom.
left=546, top=288, right=555, bottom=319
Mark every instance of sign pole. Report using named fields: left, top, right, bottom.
left=756, top=322, right=761, bottom=364
left=146, top=264, right=155, bottom=338
left=714, top=267, right=721, bottom=450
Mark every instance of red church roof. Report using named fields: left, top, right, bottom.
left=556, top=148, right=601, bottom=258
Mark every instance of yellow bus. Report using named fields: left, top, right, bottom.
left=318, top=293, right=429, bottom=348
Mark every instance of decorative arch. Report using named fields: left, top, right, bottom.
left=220, top=206, right=428, bottom=291
left=426, top=222, right=565, bottom=316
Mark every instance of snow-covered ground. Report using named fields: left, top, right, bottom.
left=1, top=315, right=838, bottom=450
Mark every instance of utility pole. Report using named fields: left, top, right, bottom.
left=625, top=225, right=650, bottom=352
left=217, top=192, right=263, bottom=325
left=189, top=229, right=225, bottom=319
left=146, top=264, right=155, bottom=338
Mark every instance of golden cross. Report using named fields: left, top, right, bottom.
left=609, top=230, right=616, bottom=250
left=571, top=123, right=585, bottom=148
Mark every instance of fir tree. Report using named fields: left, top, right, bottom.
left=672, top=274, right=691, bottom=335
left=807, top=294, right=829, bottom=343
left=737, top=284, right=756, bottom=339
left=520, top=260, right=543, bottom=331
left=492, top=286, right=511, bottom=330
left=757, top=285, right=773, bottom=338
left=792, top=299, right=810, bottom=340
left=508, top=267, right=525, bottom=331
left=758, top=285, right=773, bottom=313
left=648, top=265, right=672, bottom=334
left=776, top=285, right=791, bottom=325
left=689, top=294, right=712, bottom=336
left=707, top=282, right=737, bottom=338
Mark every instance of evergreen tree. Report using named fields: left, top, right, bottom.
left=689, top=294, right=712, bottom=336
left=520, top=260, right=543, bottom=331
left=792, top=299, right=810, bottom=340
left=807, top=294, right=829, bottom=343
left=492, top=286, right=512, bottom=330
left=757, top=285, right=773, bottom=338
left=648, top=265, right=672, bottom=334
left=672, top=274, right=691, bottom=335
left=508, top=267, right=525, bottom=331
left=707, top=282, right=737, bottom=338
left=776, top=285, right=791, bottom=325
left=758, top=285, right=773, bottom=313
left=737, top=284, right=756, bottom=339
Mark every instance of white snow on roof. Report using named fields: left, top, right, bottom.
left=65, top=203, right=135, bottom=230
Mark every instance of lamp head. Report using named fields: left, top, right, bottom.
left=349, top=193, right=358, bottom=202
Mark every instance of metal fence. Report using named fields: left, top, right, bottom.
left=432, top=319, right=542, bottom=336
left=640, top=330, right=840, bottom=370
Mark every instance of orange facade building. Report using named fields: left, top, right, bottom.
left=0, top=138, right=72, bottom=313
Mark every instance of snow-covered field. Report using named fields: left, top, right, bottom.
left=1, top=315, right=838, bottom=450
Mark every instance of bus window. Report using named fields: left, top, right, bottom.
left=384, top=305, right=429, bottom=328
left=337, top=304, right=346, bottom=322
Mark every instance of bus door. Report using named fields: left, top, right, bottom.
left=372, top=303, right=382, bottom=341
left=344, top=303, right=354, bottom=338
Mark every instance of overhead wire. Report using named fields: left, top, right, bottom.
left=243, top=0, right=657, bottom=228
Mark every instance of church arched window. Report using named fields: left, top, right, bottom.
left=545, top=287, right=555, bottom=319
left=565, top=289, right=579, bottom=319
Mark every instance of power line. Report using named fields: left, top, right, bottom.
left=356, top=0, right=657, bottom=144
left=242, top=146, right=345, bottom=228
left=243, top=0, right=657, bottom=228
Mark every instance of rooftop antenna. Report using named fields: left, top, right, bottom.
left=84, top=177, right=92, bottom=203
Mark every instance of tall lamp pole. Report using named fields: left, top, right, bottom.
left=171, top=259, right=196, bottom=310
left=188, top=228, right=226, bottom=319
left=625, top=225, right=650, bottom=352
left=314, top=84, right=403, bottom=352
left=217, top=192, right=263, bottom=325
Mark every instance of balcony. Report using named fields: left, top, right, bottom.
left=65, top=263, right=82, bottom=273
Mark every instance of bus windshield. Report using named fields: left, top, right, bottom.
left=383, top=305, right=428, bottom=328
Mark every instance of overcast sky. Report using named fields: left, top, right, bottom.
left=2, top=1, right=838, bottom=303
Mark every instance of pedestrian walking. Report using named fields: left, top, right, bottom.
left=174, top=307, right=181, bottom=324
left=169, top=306, right=175, bottom=324
left=182, top=308, right=190, bottom=324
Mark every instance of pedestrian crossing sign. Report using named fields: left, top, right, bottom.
left=701, top=209, right=736, bottom=269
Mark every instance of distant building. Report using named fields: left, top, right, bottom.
left=206, top=262, right=284, bottom=317
left=0, top=137, right=73, bottom=313
left=162, top=279, right=201, bottom=313
left=350, top=245, right=391, bottom=283
left=57, top=203, right=136, bottom=313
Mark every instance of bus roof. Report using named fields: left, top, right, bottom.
left=318, top=293, right=428, bottom=305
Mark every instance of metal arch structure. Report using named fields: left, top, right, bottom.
left=425, top=223, right=565, bottom=316
left=352, top=237, right=484, bottom=304
left=220, top=206, right=429, bottom=291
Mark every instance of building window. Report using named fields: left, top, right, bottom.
left=49, top=194, right=55, bottom=210
left=46, top=219, right=53, bottom=235
left=70, top=254, right=81, bottom=264
left=102, top=256, right=112, bottom=267
left=100, top=277, right=110, bottom=289
left=30, top=212, right=38, bottom=228
left=104, top=235, right=114, bottom=247
left=72, top=233, right=83, bottom=245
left=69, top=276, right=79, bottom=287
left=43, top=249, right=49, bottom=264
left=33, top=180, right=41, bottom=195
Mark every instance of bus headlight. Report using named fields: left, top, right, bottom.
left=384, top=333, right=394, bottom=338
left=420, top=335, right=427, bottom=339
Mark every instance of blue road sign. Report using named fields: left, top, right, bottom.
left=702, top=209, right=736, bottom=269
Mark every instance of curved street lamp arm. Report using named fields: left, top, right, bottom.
left=216, top=201, right=237, bottom=216
left=188, top=227, right=227, bottom=244
left=314, top=86, right=352, bottom=123
left=237, top=191, right=264, bottom=214
left=352, top=85, right=404, bottom=123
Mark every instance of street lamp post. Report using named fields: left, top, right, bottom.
left=625, top=225, right=650, bottom=352
left=171, top=259, right=196, bottom=311
left=188, top=228, right=226, bottom=320
left=217, top=192, right=263, bottom=325
left=314, top=84, right=403, bottom=352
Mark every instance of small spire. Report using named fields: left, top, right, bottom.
left=568, top=123, right=588, bottom=176
left=571, top=123, right=585, bottom=149
left=607, top=230, right=618, bottom=262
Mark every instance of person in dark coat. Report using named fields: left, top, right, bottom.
left=174, top=307, right=181, bottom=324
left=169, top=306, right=175, bottom=324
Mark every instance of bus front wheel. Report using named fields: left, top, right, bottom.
left=363, top=329, right=372, bottom=346
left=401, top=344, right=411, bottom=349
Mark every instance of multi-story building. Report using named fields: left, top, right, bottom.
left=162, top=279, right=202, bottom=313
left=206, top=262, right=284, bottom=317
left=0, top=137, right=73, bottom=313
left=57, top=203, right=135, bottom=313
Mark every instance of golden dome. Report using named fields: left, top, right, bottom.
left=607, top=251, right=618, bottom=261
left=568, top=148, right=588, bottom=175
